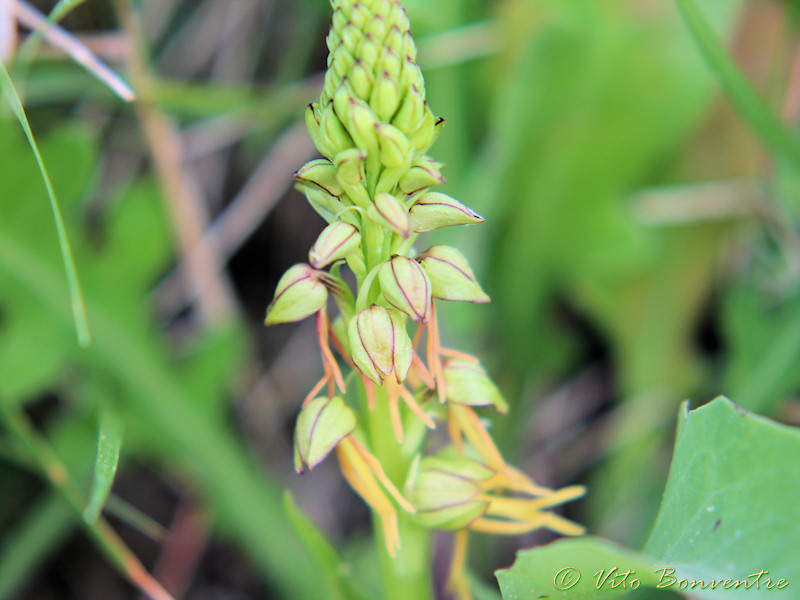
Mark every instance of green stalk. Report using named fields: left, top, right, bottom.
left=373, top=511, right=434, bottom=600
left=362, top=382, right=434, bottom=600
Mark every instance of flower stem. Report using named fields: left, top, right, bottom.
left=374, top=512, right=434, bottom=600
left=362, top=382, right=434, bottom=600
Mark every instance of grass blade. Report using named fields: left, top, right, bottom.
left=0, top=402, right=174, bottom=600
left=83, top=407, right=124, bottom=524
left=105, top=495, right=167, bottom=542
left=0, top=62, right=91, bottom=347
left=675, top=0, right=800, bottom=165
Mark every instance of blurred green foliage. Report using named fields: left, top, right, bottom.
left=0, top=119, right=332, bottom=599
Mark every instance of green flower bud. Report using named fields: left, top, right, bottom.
left=309, top=221, right=362, bottom=269
left=370, top=72, right=402, bottom=122
left=322, top=68, right=339, bottom=105
left=342, top=22, right=364, bottom=56
left=385, top=26, right=404, bottom=56
left=387, top=3, right=411, bottom=35
left=443, top=359, right=508, bottom=413
left=399, top=58, right=424, bottom=95
left=294, top=159, right=344, bottom=197
left=378, top=47, right=402, bottom=81
left=366, top=14, right=390, bottom=40
left=349, top=2, right=371, bottom=29
left=332, top=7, right=347, bottom=35
left=333, top=148, right=367, bottom=186
left=332, top=43, right=355, bottom=80
left=305, top=103, right=330, bottom=157
left=356, top=34, right=381, bottom=71
left=375, top=122, right=411, bottom=168
left=348, top=305, right=412, bottom=384
left=417, top=246, right=490, bottom=303
left=334, top=84, right=379, bottom=150
left=294, top=396, right=357, bottom=473
left=326, top=30, right=341, bottom=55
left=265, top=264, right=329, bottom=325
left=367, top=191, right=411, bottom=237
left=407, top=456, right=493, bottom=530
left=398, top=158, right=445, bottom=195
left=409, top=192, right=483, bottom=232
left=407, top=106, right=438, bottom=156
left=400, top=31, right=416, bottom=62
left=391, top=85, right=424, bottom=135
left=321, top=101, right=354, bottom=156
left=349, top=59, right=374, bottom=100
left=378, top=256, right=431, bottom=322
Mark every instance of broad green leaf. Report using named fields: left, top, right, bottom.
left=497, top=398, right=799, bottom=599
left=644, top=397, right=799, bottom=598
left=83, top=408, right=124, bottom=524
left=496, top=537, right=661, bottom=599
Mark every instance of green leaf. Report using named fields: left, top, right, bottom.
left=0, top=64, right=90, bottom=347
left=83, top=408, right=124, bottom=524
left=497, top=397, right=800, bottom=599
left=644, top=397, right=799, bottom=597
left=283, top=491, right=348, bottom=600
left=283, top=491, right=372, bottom=600
left=496, top=537, right=661, bottom=599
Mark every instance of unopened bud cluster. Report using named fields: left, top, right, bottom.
left=265, top=0, right=584, bottom=592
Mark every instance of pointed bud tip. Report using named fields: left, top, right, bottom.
left=418, top=246, right=491, bottom=304
left=265, top=264, right=329, bottom=325
left=294, top=397, right=356, bottom=471
left=379, top=256, right=431, bottom=322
